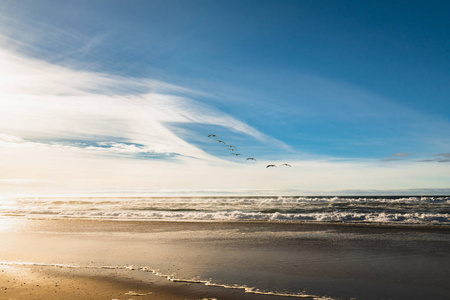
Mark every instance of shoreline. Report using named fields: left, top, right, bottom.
left=0, top=264, right=324, bottom=300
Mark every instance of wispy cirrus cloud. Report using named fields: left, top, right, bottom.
left=0, top=45, right=276, bottom=163
left=419, top=153, right=450, bottom=163
left=381, top=158, right=403, bottom=162
left=0, top=31, right=447, bottom=195
left=0, top=134, right=177, bottom=160
left=392, top=153, right=413, bottom=157
left=381, top=153, right=413, bottom=162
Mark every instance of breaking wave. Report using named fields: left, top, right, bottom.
left=1, top=196, right=449, bottom=225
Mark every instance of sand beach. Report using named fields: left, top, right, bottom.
left=1, top=218, right=449, bottom=300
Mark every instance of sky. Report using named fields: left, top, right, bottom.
left=0, top=0, right=449, bottom=196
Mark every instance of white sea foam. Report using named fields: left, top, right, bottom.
left=1, top=196, right=449, bottom=225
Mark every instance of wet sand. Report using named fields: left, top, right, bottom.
left=1, top=218, right=449, bottom=299
left=0, top=265, right=162, bottom=300
left=0, top=264, right=287, bottom=300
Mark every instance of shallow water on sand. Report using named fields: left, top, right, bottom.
left=1, top=219, right=449, bottom=299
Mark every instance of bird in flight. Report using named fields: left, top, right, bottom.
left=266, top=164, right=276, bottom=168
left=216, top=140, right=226, bottom=144
left=246, top=158, right=256, bottom=161
left=227, top=145, right=237, bottom=148
left=233, top=153, right=242, bottom=156
left=208, top=134, right=217, bottom=138
left=280, top=163, right=291, bottom=167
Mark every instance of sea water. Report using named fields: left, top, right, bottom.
left=1, top=195, right=449, bottom=225
left=1, top=196, right=449, bottom=299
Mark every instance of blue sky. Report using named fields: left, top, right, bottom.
left=0, top=0, right=449, bottom=195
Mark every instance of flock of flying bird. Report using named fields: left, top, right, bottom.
left=207, top=134, right=291, bottom=168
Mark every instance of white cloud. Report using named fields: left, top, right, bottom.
left=0, top=44, right=298, bottom=194
left=1, top=143, right=448, bottom=195
left=0, top=44, right=448, bottom=195
left=87, top=142, right=165, bottom=154
left=0, top=46, right=275, bottom=164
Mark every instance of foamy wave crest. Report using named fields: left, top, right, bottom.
left=1, top=196, right=449, bottom=225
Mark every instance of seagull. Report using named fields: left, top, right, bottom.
left=228, top=148, right=236, bottom=151
left=227, top=145, right=237, bottom=148
left=280, top=163, right=291, bottom=167
left=246, top=158, right=256, bottom=161
left=208, top=134, right=217, bottom=138
left=233, top=153, right=242, bottom=156
left=266, top=164, right=276, bottom=168
left=216, top=140, right=226, bottom=144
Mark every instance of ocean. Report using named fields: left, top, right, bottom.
left=1, top=195, right=449, bottom=225
left=1, top=196, right=449, bottom=299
